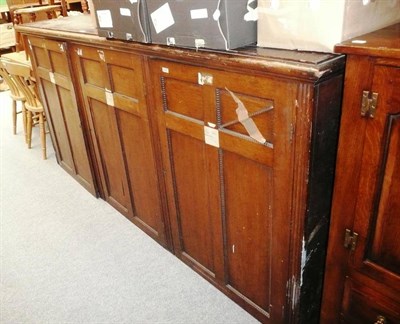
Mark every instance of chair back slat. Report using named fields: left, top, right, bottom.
left=0, top=58, right=24, bottom=99
left=3, top=60, right=40, bottom=108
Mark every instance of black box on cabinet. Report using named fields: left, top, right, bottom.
left=92, top=0, right=151, bottom=43
left=147, top=0, right=257, bottom=50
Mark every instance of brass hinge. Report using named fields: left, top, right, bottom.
left=361, top=91, right=378, bottom=118
left=344, top=229, right=359, bottom=251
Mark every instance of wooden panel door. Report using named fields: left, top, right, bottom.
left=27, top=36, right=96, bottom=195
left=150, top=59, right=298, bottom=322
left=70, top=45, right=169, bottom=247
left=322, top=61, right=400, bottom=323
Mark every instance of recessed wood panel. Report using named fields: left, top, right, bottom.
left=42, top=79, right=74, bottom=172
left=81, top=58, right=105, bottom=88
left=32, top=46, right=50, bottom=70
left=370, top=114, right=400, bottom=275
left=58, top=86, right=93, bottom=189
left=109, top=64, right=140, bottom=99
left=117, top=109, right=163, bottom=235
left=170, top=131, right=215, bottom=274
left=164, top=78, right=204, bottom=121
left=224, top=151, right=273, bottom=312
left=219, top=89, right=274, bottom=144
left=89, top=98, right=130, bottom=214
left=49, top=50, right=69, bottom=77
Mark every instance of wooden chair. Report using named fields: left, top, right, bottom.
left=4, top=60, right=47, bottom=159
left=0, top=57, right=27, bottom=138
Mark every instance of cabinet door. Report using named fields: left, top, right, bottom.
left=151, top=59, right=298, bottom=322
left=322, top=61, right=400, bottom=323
left=342, top=64, right=400, bottom=322
left=27, top=36, right=96, bottom=195
left=70, top=45, right=169, bottom=247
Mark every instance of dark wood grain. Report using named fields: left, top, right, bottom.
left=322, top=24, right=400, bottom=324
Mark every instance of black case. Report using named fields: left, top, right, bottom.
left=147, top=0, right=257, bottom=50
left=92, top=0, right=151, bottom=43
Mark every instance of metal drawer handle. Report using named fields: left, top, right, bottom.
left=375, top=315, right=387, bottom=324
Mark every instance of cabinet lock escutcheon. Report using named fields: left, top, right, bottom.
left=361, top=91, right=378, bottom=118
left=344, top=229, right=359, bottom=251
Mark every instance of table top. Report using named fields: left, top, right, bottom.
left=1, top=51, right=31, bottom=67
left=14, top=4, right=62, bottom=14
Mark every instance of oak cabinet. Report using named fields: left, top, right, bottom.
left=27, top=36, right=97, bottom=195
left=151, top=59, right=292, bottom=320
left=321, top=24, right=400, bottom=323
left=150, top=56, right=344, bottom=323
left=70, top=45, right=170, bottom=248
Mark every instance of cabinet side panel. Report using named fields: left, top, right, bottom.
left=300, top=74, right=344, bottom=323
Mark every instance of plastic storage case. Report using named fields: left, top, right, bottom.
left=147, top=0, right=257, bottom=50
left=92, top=0, right=151, bottom=43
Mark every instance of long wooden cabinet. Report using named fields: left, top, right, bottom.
left=321, top=24, right=400, bottom=323
left=18, top=15, right=346, bottom=323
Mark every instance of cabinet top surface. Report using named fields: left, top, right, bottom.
left=17, top=15, right=345, bottom=80
left=335, top=23, right=400, bottom=59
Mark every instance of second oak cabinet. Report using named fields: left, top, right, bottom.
left=69, top=45, right=170, bottom=248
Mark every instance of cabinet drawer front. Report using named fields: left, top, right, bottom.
left=342, top=278, right=400, bottom=323
left=151, top=59, right=298, bottom=322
